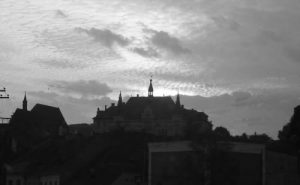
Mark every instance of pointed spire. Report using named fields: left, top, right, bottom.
left=118, top=91, right=123, bottom=107
left=148, top=77, right=153, bottom=97
left=176, top=91, right=181, bottom=108
left=23, top=92, right=27, bottom=111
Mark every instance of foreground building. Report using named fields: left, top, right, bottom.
left=93, top=79, right=210, bottom=136
left=148, top=141, right=299, bottom=185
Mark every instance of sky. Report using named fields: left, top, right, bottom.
left=1, top=0, right=300, bottom=138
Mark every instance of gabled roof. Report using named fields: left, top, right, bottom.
left=9, top=104, right=68, bottom=143
left=122, top=96, right=176, bottom=119
left=148, top=141, right=265, bottom=154
left=31, top=104, right=67, bottom=127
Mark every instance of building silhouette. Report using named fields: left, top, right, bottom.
left=93, top=78, right=210, bottom=136
left=8, top=93, right=68, bottom=152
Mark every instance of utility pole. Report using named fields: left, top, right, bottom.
left=0, top=87, right=9, bottom=99
left=0, top=87, right=10, bottom=123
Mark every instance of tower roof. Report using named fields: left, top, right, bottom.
left=118, top=91, right=123, bottom=107
left=23, top=92, right=27, bottom=102
left=148, top=78, right=154, bottom=97
left=148, top=79, right=153, bottom=92
left=176, top=92, right=180, bottom=107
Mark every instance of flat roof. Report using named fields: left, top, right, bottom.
left=148, top=141, right=265, bottom=154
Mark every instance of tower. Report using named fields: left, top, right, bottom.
left=23, top=92, right=27, bottom=111
left=118, top=91, right=123, bottom=107
left=176, top=92, right=181, bottom=108
left=148, top=78, right=153, bottom=97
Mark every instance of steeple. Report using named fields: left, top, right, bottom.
left=176, top=92, right=181, bottom=108
left=148, top=78, right=153, bottom=97
left=118, top=91, right=123, bottom=107
left=23, top=92, right=27, bottom=111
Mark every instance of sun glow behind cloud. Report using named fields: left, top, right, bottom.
left=0, top=0, right=217, bottom=98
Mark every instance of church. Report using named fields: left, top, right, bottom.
left=93, top=79, right=210, bottom=136
left=8, top=93, right=69, bottom=152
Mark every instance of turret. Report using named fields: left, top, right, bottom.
left=23, top=92, right=27, bottom=111
left=148, top=78, right=153, bottom=97
left=176, top=92, right=181, bottom=108
left=118, top=91, right=123, bottom=107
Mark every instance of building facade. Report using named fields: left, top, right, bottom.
left=93, top=79, right=210, bottom=136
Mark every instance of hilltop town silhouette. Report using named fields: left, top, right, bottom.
left=0, top=79, right=299, bottom=185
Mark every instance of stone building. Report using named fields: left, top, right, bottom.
left=93, top=79, right=210, bottom=136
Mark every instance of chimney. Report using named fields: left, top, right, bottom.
left=137, top=94, right=139, bottom=97
left=105, top=105, right=107, bottom=110
left=111, top=103, right=115, bottom=107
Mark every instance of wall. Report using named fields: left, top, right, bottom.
left=265, top=151, right=299, bottom=185
left=6, top=175, right=24, bottom=185
left=40, top=175, right=60, bottom=185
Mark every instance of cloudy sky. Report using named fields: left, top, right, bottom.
left=1, top=0, right=300, bottom=138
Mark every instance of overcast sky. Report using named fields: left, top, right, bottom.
left=1, top=0, right=300, bottom=138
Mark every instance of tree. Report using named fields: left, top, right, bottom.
left=213, top=126, right=231, bottom=140
left=248, top=133, right=272, bottom=144
left=278, top=105, right=300, bottom=148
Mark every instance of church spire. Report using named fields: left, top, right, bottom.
left=148, top=78, right=153, bottom=97
left=176, top=92, right=181, bottom=108
left=118, top=91, right=123, bottom=107
left=23, top=92, right=27, bottom=111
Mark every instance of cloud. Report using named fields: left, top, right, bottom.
left=284, top=44, right=300, bottom=63
left=179, top=89, right=300, bottom=138
left=211, top=16, right=240, bottom=31
left=146, top=29, right=190, bottom=54
left=50, top=80, right=113, bottom=96
left=131, top=47, right=160, bottom=58
left=75, top=28, right=130, bottom=47
left=29, top=91, right=59, bottom=100
left=259, top=30, right=285, bottom=43
left=55, top=10, right=67, bottom=18
left=36, top=59, right=85, bottom=69
left=28, top=91, right=115, bottom=124
left=2, top=0, right=300, bottom=137
left=231, top=91, right=252, bottom=105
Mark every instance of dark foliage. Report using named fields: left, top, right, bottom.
left=278, top=105, right=300, bottom=148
